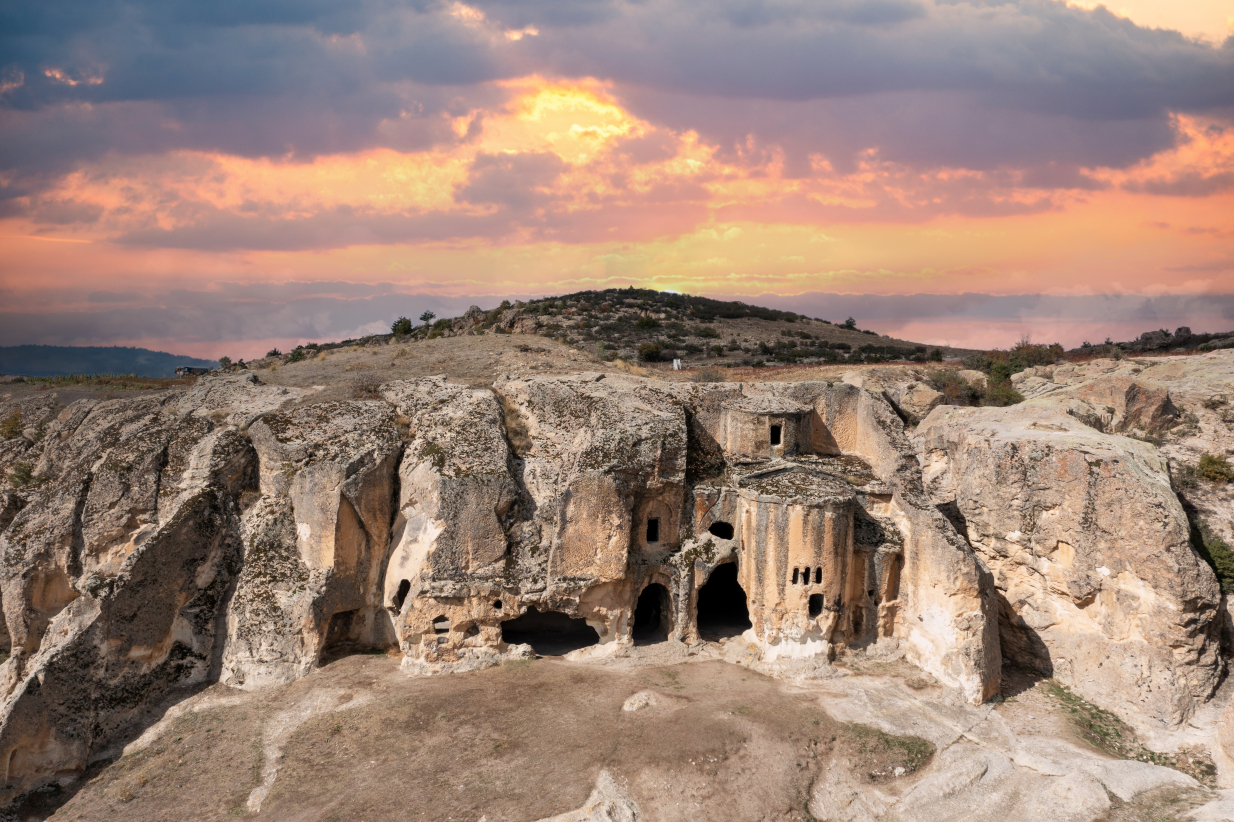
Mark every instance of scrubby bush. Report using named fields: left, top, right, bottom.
left=1199, top=453, right=1234, bottom=483
left=710, top=344, right=725, bottom=357
left=691, top=367, right=726, bottom=383
left=983, top=380, right=1024, bottom=407
left=635, top=316, right=660, bottom=330
left=8, top=461, right=35, bottom=487
left=637, top=342, right=664, bottom=361
left=843, top=317, right=857, bottom=329
left=288, top=348, right=306, bottom=363
left=695, top=326, right=720, bottom=338
left=217, top=356, right=233, bottom=369
left=928, top=371, right=980, bottom=406
left=1190, top=515, right=1234, bottom=593
left=391, top=316, right=413, bottom=335
left=1, top=409, right=22, bottom=439
left=266, top=348, right=282, bottom=358
left=929, top=349, right=943, bottom=362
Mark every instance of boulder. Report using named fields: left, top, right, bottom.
left=917, top=404, right=1222, bottom=729
left=883, top=381, right=944, bottom=422
left=958, top=370, right=989, bottom=391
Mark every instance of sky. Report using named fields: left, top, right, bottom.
left=1, top=0, right=1233, bottom=359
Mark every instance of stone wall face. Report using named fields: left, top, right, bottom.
left=0, top=372, right=1004, bottom=799
left=917, top=404, right=1223, bottom=729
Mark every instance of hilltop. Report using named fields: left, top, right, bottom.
left=250, top=288, right=976, bottom=371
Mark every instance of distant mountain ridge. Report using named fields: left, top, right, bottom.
left=0, top=345, right=217, bottom=378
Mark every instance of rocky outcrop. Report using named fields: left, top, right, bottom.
left=917, top=404, right=1223, bottom=729
left=0, top=371, right=1005, bottom=799
left=0, top=392, right=256, bottom=796
left=219, top=401, right=402, bottom=689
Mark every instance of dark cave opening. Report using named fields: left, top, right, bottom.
left=633, top=583, right=671, bottom=644
left=696, top=563, right=752, bottom=640
left=708, top=521, right=735, bottom=540
left=500, top=608, right=600, bottom=656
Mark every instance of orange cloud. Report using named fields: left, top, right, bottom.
left=2, top=78, right=1232, bottom=339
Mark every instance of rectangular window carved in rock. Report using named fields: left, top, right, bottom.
left=646, top=517, right=660, bottom=543
left=770, top=424, right=782, bottom=445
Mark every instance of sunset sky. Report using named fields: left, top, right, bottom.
left=2, top=0, right=1233, bottom=358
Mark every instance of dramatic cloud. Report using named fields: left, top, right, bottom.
left=1, top=0, right=1232, bottom=353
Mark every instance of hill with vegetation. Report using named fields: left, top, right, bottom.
left=295, top=287, right=979, bottom=370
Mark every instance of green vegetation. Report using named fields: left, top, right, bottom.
left=634, top=316, right=660, bottom=330
left=391, top=316, right=413, bottom=336
left=217, top=356, right=233, bottom=369
left=1188, top=514, right=1234, bottom=593
left=419, top=310, right=436, bottom=324
left=0, top=409, right=21, bottom=439
left=1042, top=679, right=1216, bottom=786
left=637, top=342, right=664, bottom=362
left=848, top=723, right=935, bottom=781
left=926, top=371, right=980, bottom=406
left=1198, top=453, right=1234, bottom=482
left=287, top=348, right=306, bottom=363
left=8, top=461, right=36, bottom=487
left=266, top=348, right=282, bottom=358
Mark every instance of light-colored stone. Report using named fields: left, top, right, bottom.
left=957, top=370, right=988, bottom=391
left=534, top=770, right=639, bottom=822
left=917, top=403, right=1222, bottom=729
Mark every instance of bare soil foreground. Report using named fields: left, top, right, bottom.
left=22, top=645, right=1226, bottom=822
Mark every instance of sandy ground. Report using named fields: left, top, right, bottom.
left=18, top=642, right=1221, bottom=822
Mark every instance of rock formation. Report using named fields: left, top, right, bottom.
left=916, top=396, right=1223, bottom=730
left=0, top=371, right=1003, bottom=799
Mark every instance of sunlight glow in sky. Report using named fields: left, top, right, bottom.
left=1, top=0, right=1232, bottom=356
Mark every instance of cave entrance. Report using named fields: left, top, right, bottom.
left=633, top=583, right=671, bottom=644
left=500, top=608, right=600, bottom=656
left=696, top=563, right=752, bottom=640
left=708, top=521, right=734, bottom=540
left=320, top=609, right=366, bottom=664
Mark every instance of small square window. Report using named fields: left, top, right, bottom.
left=646, top=518, right=660, bottom=543
left=769, top=424, right=782, bottom=445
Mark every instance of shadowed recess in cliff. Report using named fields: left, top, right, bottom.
left=696, top=563, right=751, bottom=640
left=500, top=608, right=600, bottom=656
left=633, top=583, right=671, bottom=644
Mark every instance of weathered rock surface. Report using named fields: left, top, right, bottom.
left=7, top=356, right=1232, bottom=804
left=219, top=401, right=402, bottom=689
left=917, top=403, right=1222, bottom=729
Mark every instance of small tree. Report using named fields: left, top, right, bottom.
left=637, top=342, right=663, bottom=362
left=217, top=356, right=233, bottom=369
left=266, top=348, right=282, bottom=358
left=391, top=316, right=413, bottom=336
left=419, top=310, right=436, bottom=325
left=929, top=349, right=944, bottom=362
left=843, top=317, right=857, bottom=330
